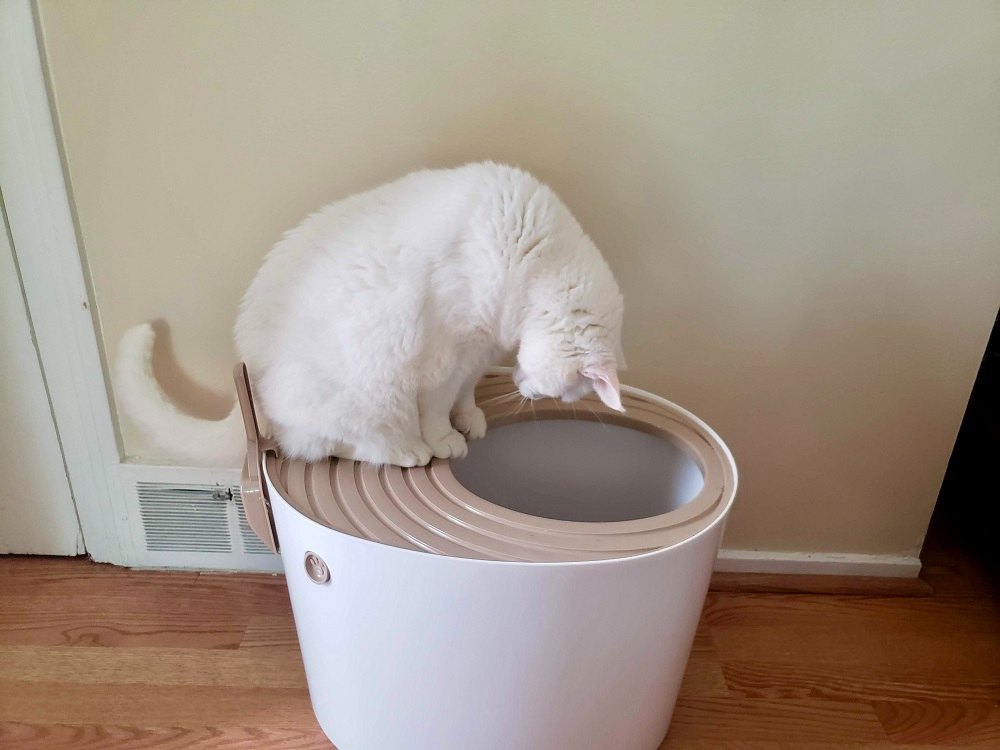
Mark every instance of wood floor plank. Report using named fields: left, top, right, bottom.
left=193, top=572, right=289, bottom=601
left=722, top=660, right=1000, bottom=703
left=711, top=623, right=1000, bottom=673
left=660, top=742, right=979, bottom=749
left=0, top=611, right=247, bottom=649
left=710, top=572, right=933, bottom=597
left=678, top=651, right=728, bottom=699
left=690, top=623, right=716, bottom=654
left=0, top=561, right=290, bottom=619
left=240, top=614, right=299, bottom=649
left=707, top=591, right=1000, bottom=675
left=920, top=561, right=1000, bottom=601
left=675, top=623, right=728, bottom=699
left=0, top=723, right=331, bottom=750
left=702, top=591, right=1000, bottom=628
left=1, top=580, right=292, bottom=618
left=664, top=698, right=888, bottom=744
left=873, top=700, right=1000, bottom=746
left=0, top=682, right=318, bottom=728
left=0, top=645, right=307, bottom=689
left=0, top=556, right=190, bottom=585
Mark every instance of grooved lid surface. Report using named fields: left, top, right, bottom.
left=258, top=370, right=737, bottom=563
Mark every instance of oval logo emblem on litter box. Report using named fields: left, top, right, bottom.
left=304, top=551, right=330, bottom=584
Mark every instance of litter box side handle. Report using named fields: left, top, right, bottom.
left=234, top=362, right=280, bottom=553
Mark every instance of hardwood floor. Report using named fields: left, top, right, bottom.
left=0, top=545, right=997, bottom=749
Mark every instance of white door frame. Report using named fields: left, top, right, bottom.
left=0, top=0, right=133, bottom=564
left=0, top=188, right=83, bottom=554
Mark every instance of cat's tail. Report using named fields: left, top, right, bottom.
left=115, top=323, right=246, bottom=468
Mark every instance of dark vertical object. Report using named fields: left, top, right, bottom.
left=926, top=307, right=1000, bottom=571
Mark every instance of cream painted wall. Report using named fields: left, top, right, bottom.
left=38, top=0, right=1000, bottom=557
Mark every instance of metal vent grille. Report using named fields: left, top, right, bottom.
left=233, top=487, right=274, bottom=555
left=137, top=482, right=233, bottom=553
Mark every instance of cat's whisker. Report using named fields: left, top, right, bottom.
left=513, top=397, right=528, bottom=418
left=477, top=390, right=520, bottom=406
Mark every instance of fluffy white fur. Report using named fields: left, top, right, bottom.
left=117, top=162, right=625, bottom=468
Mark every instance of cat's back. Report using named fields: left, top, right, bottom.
left=237, top=166, right=482, bottom=350
left=243, top=161, right=539, bottom=294
left=235, top=163, right=546, bottom=364
left=310, top=161, right=542, bottom=249
left=249, top=164, right=496, bottom=279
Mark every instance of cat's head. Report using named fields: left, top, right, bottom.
left=514, top=238, right=626, bottom=411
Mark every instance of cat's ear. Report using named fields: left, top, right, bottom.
left=582, top=365, right=624, bottom=412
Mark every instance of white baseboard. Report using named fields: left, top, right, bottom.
left=118, top=463, right=922, bottom=579
left=714, top=549, right=922, bottom=578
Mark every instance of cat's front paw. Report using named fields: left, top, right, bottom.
left=428, top=429, right=468, bottom=460
left=387, top=440, right=433, bottom=468
left=452, top=407, right=487, bottom=440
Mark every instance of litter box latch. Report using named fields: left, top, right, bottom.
left=234, top=362, right=280, bottom=554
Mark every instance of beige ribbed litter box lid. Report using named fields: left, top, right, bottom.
left=236, top=365, right=736, bottom=563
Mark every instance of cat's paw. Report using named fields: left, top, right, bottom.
left=452, top=407, right=487, bottom=440
left=428, top=429, right=468, bottom=460
left=386, top=440, right=433, bottom=468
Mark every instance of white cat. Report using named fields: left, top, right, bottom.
left=117, top=162, right=625, bottom=468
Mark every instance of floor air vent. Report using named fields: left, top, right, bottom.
left=123, top=467, right=283, bottom=571
left=137, top=482, right=233, bottom=553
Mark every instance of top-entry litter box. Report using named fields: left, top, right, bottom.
left=236, top=366, right=737, bottom=750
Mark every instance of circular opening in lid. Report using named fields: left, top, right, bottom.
left=450, top=419, right=705, bottom=523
